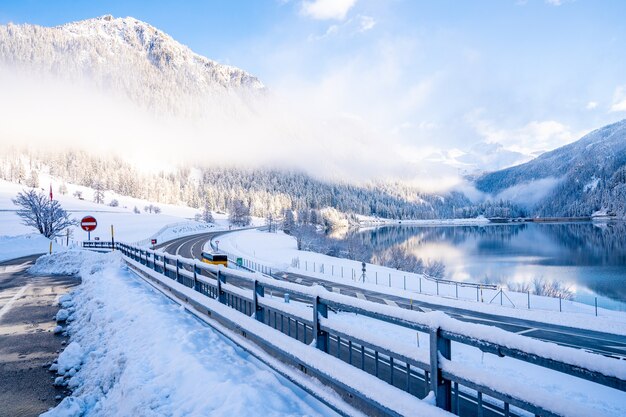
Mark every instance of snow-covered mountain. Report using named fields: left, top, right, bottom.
left=475, top=119, right=626, bottom=217
left=0, top=15, right=264, bottom=115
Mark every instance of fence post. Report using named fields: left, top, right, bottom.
left=595, top=297, right=598, bottom=316
left=217, top=270, right=226, bottom=303
left=436, top=281, right=439, bottom=295
left=388, top=273, right=391, bottom=287
left=430, top=327, right=452, bottom=411
left=163, top=255, right=167, bottom=276
left=254, top=280, right=264, bottom=322
left=314, top=296, right=329, bottom=352
left=527, top=291, right=530, bottom=309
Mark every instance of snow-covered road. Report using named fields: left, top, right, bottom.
left=36, top=251, right=343, bottom=417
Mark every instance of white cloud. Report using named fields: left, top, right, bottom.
left=301, top=0, right=357, bottom=20
left=586, top=101, right=598, bottom=110
left=307, top=14, right=375, bottom=41
left=546, top=0, right=563, bottom=5
left=357, top=15, right=376, bottom=32
left=468, top=114, right=578, bottom=155
left=610, top=85, right=626, bottom=112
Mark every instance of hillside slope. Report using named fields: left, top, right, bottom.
left=475, top=119, right=626, bottom=217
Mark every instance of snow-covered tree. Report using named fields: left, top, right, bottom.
left=93, top=182, right=105, bottom=204
left=200, top=201, right=214, bottom=223
left=229, top=199, right=251, bottom=226
left=13, top=190, right=76, bottom=238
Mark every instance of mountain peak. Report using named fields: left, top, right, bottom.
left=0, top=15, right=265, bottom=116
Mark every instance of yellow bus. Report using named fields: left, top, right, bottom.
left=201, top=251, right=228, bottom=267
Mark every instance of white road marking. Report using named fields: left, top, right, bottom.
left=384, top=299, right=399, bottom=307
left=356, top=292, right=367, bottom=300
left=605, top=345, right=626, bottom=352
left=332, top=287, right=341, bottom=294
left=516, top=328, right=538, bottom=335
left=0, top=285, right=29, bottom=321
left=0, top=262, right=30, bottom=274
left=295, top=278, right=303, bottom=284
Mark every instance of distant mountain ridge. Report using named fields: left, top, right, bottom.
left=475, top=119, right=626, bottom=217
left=0, top=15, right=264, bottom=115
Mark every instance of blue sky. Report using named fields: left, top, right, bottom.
left=2, top=0, right=626, bottom=174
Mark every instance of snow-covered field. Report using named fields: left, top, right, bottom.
left=0, top=179, right=231, bottom=261
left=35, top=250, right=343, bottom=417
left=214, top=229, right=626, bottom=334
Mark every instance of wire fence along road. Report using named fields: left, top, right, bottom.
left=216, top=241, right=607, bottom=317
left=85, top=241, right=625, bottom=417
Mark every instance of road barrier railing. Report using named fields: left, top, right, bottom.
left=84, top=240, right=625, bottom=417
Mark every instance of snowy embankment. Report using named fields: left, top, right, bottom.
left=357, top=214, right=491, bottom=227
left=33, top=250, right=344, bottom=417
left=213, top=229, right=626, bottom=335
left=0, top=234, right=64, bottom=262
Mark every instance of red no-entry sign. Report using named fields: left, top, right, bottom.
left=81, top=216, right=98, bottom=232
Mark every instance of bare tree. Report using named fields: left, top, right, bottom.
left=13, top=190, right=77, bottom=238
left=424, top=259, right=445, bottom=278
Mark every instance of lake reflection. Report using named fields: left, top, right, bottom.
left=350, top=222, right=626, bottom=310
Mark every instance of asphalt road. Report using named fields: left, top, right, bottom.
left=158, top=232, right=626, bottom=360
left=0, top=255, right=80, bottom=417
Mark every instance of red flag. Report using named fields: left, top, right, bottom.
left=49, top=184, right=53, bottom=201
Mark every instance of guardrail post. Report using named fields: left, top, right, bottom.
left=193, top=264, right=200, bottom=291
left=430, top=327, right=452, bottom=411
left=253, top=280, right=264, bottom=322
left=176, top=259, right=181, bottom=282
left=163, top=255, right=168, bottom=277
left=217, top=270, right=225, bottom=303
left=313, top=296, right=329, bottom=352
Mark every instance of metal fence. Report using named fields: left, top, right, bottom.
left=84, top=241, right=625, bottom=417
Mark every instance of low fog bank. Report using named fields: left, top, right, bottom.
left=0, top=69, right=465, bottom=192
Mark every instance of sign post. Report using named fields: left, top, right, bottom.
left=80, top=216, right=97, bottom=241
left=151, top=239, right=157, bottom=250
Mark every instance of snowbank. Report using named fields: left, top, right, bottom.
left=0, top=233, right=63, bottom=262
left=38, top=250, right=342, bottom=417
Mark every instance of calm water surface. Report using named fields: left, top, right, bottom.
left=351, top=222, right=626, bottom=311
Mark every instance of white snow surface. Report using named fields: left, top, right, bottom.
left=0, top=233, right=63, bottom=262
left=37, top=251, right=341, bottom=417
